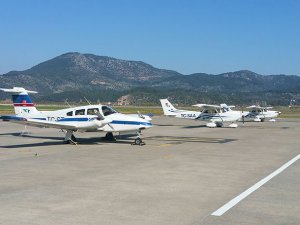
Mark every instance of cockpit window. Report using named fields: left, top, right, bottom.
left=221, top=108, right=228, bottom=113
left=202, top=108, right=218, bottom=114
left=87, top=108, right=100, bottom=115
left=102, top=106, right=118, bottom=116
left=66, top=111, right=73, bottom=116
left=75, top=109, right=85, bottom=115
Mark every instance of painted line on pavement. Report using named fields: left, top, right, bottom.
left=211, top=154, right=300, bottom=216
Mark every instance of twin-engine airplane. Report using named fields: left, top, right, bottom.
left=0, top=87, right=152, bottom=145
left=242, top=105, right=281, bottom=122
left=160, top=99, right=242, bottom=128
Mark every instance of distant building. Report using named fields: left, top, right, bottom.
left=117, top=95, right=133, bottom=106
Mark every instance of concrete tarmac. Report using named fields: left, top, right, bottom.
left=0, top=117, right=299, bottom=225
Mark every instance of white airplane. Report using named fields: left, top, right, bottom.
left=242, top=105, right=281, bottom=122
left=0, top=87, right=152, bottom=145
left=160, top=99, right=242, bottom=128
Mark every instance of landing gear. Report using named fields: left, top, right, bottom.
left=134, top=137, right=143, bottom=145
left=71, top=135, right=77, bottom=142
left=104, top=132, right=116, bottom=141
left=132, top=131, right=145, bottom=146
left=64, top=130, right=78, bottom=145
left=216, top=122, right=224, bottom=127
left=20, top=125, right=30, bottom=136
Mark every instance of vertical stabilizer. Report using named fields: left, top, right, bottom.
left=160, top=99, right=178, bottom=116
left=0, top=87, right=39, bottom=117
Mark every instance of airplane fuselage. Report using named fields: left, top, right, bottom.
left=12, top=104, right=152, bottom=132
left=173, top=109, right=241, bottom=122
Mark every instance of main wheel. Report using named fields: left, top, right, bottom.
left=105, top=132, right=114, bottom=140
left=71, top=135, right=77, bottom=142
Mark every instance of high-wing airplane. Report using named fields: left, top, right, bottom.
left=160, top=99, right=242, bottom=128
left=241, top=105, right=281, bottom=122
left=0, top=87, right=152, bottom=145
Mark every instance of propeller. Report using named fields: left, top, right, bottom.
left=93, top=110, right=114, bottom=130
left=137, top=111, right=145, bottom=119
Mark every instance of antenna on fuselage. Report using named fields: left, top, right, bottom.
left=84, top=97, right=91, bottom=105
left=64, top=99, right=72, bottom=108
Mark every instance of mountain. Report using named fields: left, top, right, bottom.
left=1, top=52, right=181, bottom=93
left=154, top=70, right=300, bottom=92
left=1, top=52, right=300, bottom=105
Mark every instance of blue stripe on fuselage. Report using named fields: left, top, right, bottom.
left=111, top=120, right=152, bottom=126
left=196, top=115, right=228, bottom=119
left=58, top=117, right=90, bottom=122
left=57, top=117, right=152, bottom=126
left=0, top=115, right=26, bottom=121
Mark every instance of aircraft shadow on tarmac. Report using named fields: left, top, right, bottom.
left=181, top=125, right=207, bottom=129
left=154, top=124, right=208, bottom=128
left=0, top=133, right=236, bottom=148
left=0, top=133, right=136, bottom=148
left=145, top=136, right=236, bottom=144
left=0, top=132, right=64, bottom=141
left=154, top=124, right=183, bottom=127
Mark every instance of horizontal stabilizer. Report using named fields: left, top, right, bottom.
left=0, top=87, right=38, bottom=94
left=193, top=104, right=221, bottom=108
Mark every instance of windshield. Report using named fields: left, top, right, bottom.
left=102, top=106, right=118, bottom=116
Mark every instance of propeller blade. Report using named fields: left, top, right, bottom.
left=137, top=111, right=145, bottom=119
left=95, top=111, right=105, bottom=120
left=92, top=110, right=114, bottom=130
left=107, top=123, right=115, bottom=130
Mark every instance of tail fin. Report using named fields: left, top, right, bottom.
left=160, top=99, right=178, bottom=116
left=0, top=87, right=39, bottom=117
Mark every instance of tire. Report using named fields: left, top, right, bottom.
left=134, top=138, right=142, bottom=145
left=71, top=135, right=77, bottom=142
left=105, top=132, right=114, bottom=140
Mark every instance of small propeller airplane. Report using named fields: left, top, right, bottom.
left=0, top=87, right=152, bottom=145
left=241, top=105, right=281, bottom=122
left=160, top=99, right=242, bottom=128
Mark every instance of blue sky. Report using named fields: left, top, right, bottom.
left=0, top=0, right=299, bottom=75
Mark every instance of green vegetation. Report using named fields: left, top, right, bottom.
left=1, top=104, right=300, bottom=118
left=0, top=104, right=163, bottom=115
left=277, top=106, right=300, bottom=118
left=114, top=106, right=163, bottom=115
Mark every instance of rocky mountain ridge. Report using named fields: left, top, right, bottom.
left=1, top=52, right=299, bottom=105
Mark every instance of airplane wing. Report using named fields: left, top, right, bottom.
left=193, top=104, right=221, bottom=108
left=246, top=105, right=262, bottom=109
left=0, top=115, right=78, bottom=130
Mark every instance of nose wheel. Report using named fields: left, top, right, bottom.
left=132, top=137, right=145, bottom=146
left=132, top=131, right=145, bottom=146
